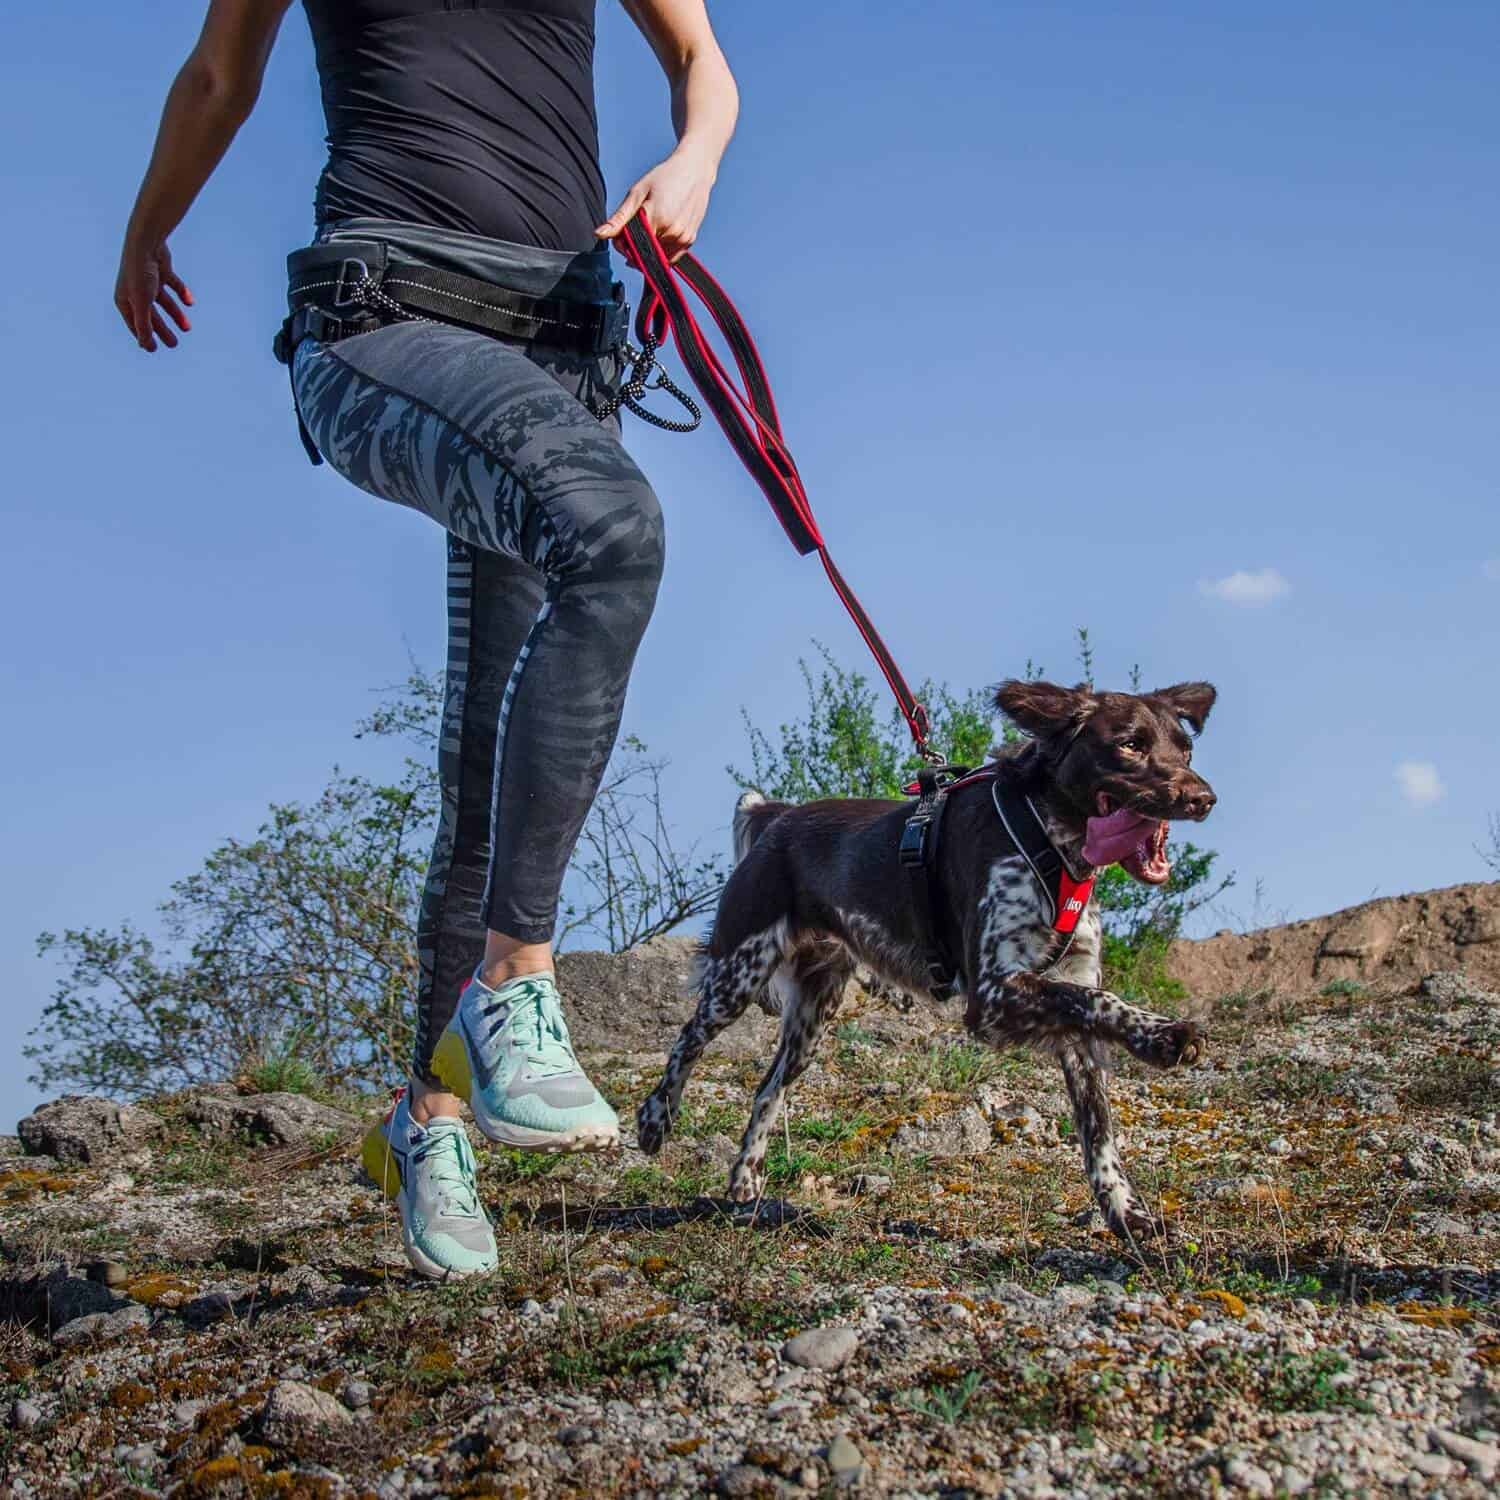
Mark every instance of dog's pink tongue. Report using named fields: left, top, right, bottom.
left=1083, top=808, right=1156, bottom=866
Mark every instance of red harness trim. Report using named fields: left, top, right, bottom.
left=1053, top=869, right=1096, bottom=934
left=615, top=216, right=932, bottom=754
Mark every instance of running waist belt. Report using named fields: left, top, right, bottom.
left=276, top=240, right=630, bottom=359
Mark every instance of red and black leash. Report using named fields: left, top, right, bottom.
left=613, top=215, right=940, bottom=763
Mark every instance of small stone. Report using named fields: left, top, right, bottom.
left=10, top=1400, right=42, bottom=1431
left=1223, top=1457, right=1275, bottom=1496
left=519, top=1299, right=543, bottom=1318
left=1409, top=1452, right=1453, bottom=1479
left=826, top=1433, right=863, bottom=1485
left=1266, top=1136, right=1292, bottom=1156
left=557, top=1424, right=595, bottom=1447
left=121, top=1445, right=157, bottom=1471
left=1280, top=1466, right=1312, bottom=1495
left=1401, top=1151, right=1430, bottom=1180
left=86, top=1260, right=129, bottom=1288
left=260, top=1381, right=353, bottom=1445
left=716, top=1465, right=771, bottom=1497
left=849, top=1173, right=892, bottom=1199
left=341, top=1379, right=373, bottom=1409
left=1428, top=1428, right=1499, bottom=1481
left=941, top=1301, right=973, bottom=1325
left=782, top=1326, right=859, bottom=1372
left=173, top=1400, right=204, bottom=1427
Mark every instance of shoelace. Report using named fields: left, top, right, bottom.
left=481, top=979, right=577, bottom=1077
left=410, top=1127, right=480, bottom=1219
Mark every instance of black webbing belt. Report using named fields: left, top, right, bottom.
left=272, top=240, right=631, bottom=464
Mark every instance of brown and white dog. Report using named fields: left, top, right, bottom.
left=637, top=677, right=1219, bottom=1244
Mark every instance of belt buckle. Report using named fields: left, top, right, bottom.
left=332, top=257, right=371, bottom=308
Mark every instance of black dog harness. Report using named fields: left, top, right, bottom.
left=272, top=239, right=633, bottom=464
left=899, top=767, right=1097, bottom=1000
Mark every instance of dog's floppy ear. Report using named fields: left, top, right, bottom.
left=1149, top=681, right=1217, bottom=735
left=995, top=679, right=1094, bottom=740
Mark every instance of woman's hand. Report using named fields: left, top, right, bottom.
left=115, top=235, right=194, bottom=353
left=595, top=144, right=718, bottom=261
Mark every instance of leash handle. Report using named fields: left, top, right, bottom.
left=615, top=214, right=935, bottom=757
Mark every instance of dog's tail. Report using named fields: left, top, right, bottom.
left=732, top=789, right=789, bottom=864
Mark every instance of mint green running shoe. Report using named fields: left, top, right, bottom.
left=378, top=1090, right=498, bottom=1280
left=452, top=971, right=620, bottom=1151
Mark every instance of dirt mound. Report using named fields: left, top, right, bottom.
left=1168, top=879, right=1500, bottom=997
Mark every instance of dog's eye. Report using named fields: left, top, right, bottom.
left=1121, top=735, right=1148, bottom=754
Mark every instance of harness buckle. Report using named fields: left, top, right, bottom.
left=332, top=257, right=372, bottom=308
left=898, top=815, right=929, bottom=868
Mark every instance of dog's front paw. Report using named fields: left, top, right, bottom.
left=635, top=1096, right=671, bottom=1156
left=727, top=1158, right=765, bottom=1203
left=1107, top=1200, right=1177, bottom=1249
left=1134, top=1018, right=1206, bottom=1070
left=1165, top=1020, right=1206, bottom=1068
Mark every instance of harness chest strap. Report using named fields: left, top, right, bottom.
left=902, top=772, right=1097, bottom=1000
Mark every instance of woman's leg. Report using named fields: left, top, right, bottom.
left=409, top=538, right=545, bottom=1120
left=293, top=320, right=664, bottom=1119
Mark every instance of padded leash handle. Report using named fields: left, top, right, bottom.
left=616, top=215, right=935, bottom=758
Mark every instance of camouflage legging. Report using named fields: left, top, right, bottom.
left=291, top=277, right=664, bottom=1086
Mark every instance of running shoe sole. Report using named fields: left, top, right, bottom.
left=450, top=1025, right=620, bottom=1152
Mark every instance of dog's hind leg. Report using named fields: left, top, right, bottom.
left=636, top=926, right=785, bottom=1155
left=1056, top=1040, right=1164, bottom=1244
left=728, top=940, right=853, bottom=1203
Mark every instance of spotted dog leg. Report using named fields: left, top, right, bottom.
left=1056, top=1040, right=1164, bottom=1243
left=636, top=927, right=785, bottom=1156
left=967, top=972, right=1204, bottom=1069
left=728, top=943, right=852, bottom=1203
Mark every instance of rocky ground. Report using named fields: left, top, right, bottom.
left=3, top=889, right=1498, bottom=1498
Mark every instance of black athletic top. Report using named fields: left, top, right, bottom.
left=302, top=0, right=606, bottom=252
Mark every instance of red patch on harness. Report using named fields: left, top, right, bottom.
left=1054, top=870, right=1095, bottom=934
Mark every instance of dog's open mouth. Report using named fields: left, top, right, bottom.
left=1083, top=796, right=1172, bottom=885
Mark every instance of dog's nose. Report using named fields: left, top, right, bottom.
left=1181, top=785, right=1216, bottom=819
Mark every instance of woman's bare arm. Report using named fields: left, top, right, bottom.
left=115, top=0, right=294, bottom=352
left=597, top=0, right=739, bottom=259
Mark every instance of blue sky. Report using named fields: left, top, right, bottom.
left=3, top=1, right=1496, bottom=1128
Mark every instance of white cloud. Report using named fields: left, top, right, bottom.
left=1198, top=568, right=1290, bottom=607
left=1395, top=760, right=1445, bottom=808
left=1482, top=558, right=1500, bottom=581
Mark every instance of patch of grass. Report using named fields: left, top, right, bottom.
left=1404, top=1054, right=1498, bottom=1112
left=486, top=1147, right=563, bottom=1184
left=1319, top=977, right=1365, bottom=1000
left=899, top=1368, right=985, bottom=1423
left=615, top=1164, right=671, bottom=1204
left=1237, top=1057, right=1347, bottom=1105
left=728, top=1291, right=858, bottom=1340
left=789, top=1112, right=869, bottom=1145
left=548, top=1321, right=685, bottom=1391
left=1260, top=1350, right=1370, bottom=1414
left=672, top=1099, right=742, bottom=1139
left=917, top=1041, right=1012, bottom=1093
left=762, top=1140, right=828, bottom=1188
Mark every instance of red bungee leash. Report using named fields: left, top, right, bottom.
left=612, top=214, right=939, bottom=762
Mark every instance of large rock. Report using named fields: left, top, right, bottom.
left=181, top=1091, right=356, bottom=1147
left=17, top=1096, right=164, bottom=1165
left=52, top=1302, right=151, bottom=1348
left=892, top=1104, right=991, bottom=1159
left=260, top=1380, right=353, bottom=1444
left=557, top=937, right=780, bottom=1058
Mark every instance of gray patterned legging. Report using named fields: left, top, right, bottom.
left=292, top=318, right=664, bottom=1085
